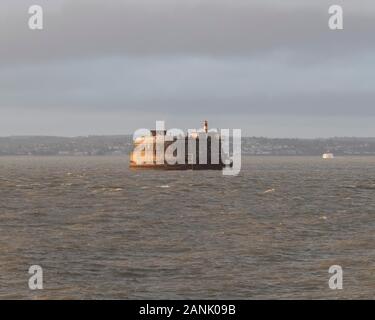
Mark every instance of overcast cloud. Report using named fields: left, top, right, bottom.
left=0, top=0, right=374, bottom=137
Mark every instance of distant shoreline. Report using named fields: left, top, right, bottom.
left=2, top=154, right=375, bottom=158
left=2, top=135, right=375, bottom=139
left=2, top=136, right=375, bottom=156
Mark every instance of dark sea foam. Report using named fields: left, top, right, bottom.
left=0, top=156, right=374, bottom=299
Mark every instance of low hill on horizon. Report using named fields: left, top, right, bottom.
left=1, top=136, right=375, bottom=156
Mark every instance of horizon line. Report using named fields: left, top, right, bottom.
left=1, top=134, right=375, bottom=140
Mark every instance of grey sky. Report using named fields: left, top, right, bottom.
left=1, top=0, right=374, bottom=137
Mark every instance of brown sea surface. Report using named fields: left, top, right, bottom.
left=0, top=156, right=374, bottom=299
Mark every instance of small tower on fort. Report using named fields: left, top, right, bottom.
left=204, top=120, right=208, bottom=133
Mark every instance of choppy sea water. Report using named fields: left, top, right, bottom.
left=0, top=156, right=374, bottom=299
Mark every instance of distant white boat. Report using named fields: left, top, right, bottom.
left=322, top=153, right=334, bottom=159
